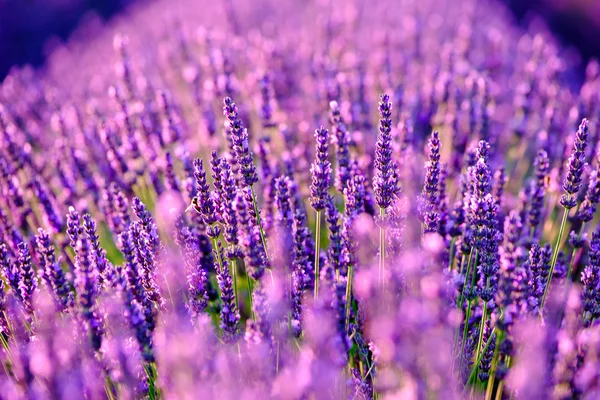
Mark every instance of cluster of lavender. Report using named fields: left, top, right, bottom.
left=2, top=0, right=600, bottom=398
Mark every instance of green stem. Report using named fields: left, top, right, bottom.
left=251, top=186, right=269, bottom=259
left=314, top=210, right=321, bottom=299
left=246, top=275, right=255, bottom=320
left=484, top=333, right=501, bottom=400
left=345, top=264, right=354, bottom=330
left=540, top=207, right=569, bottom=313
left=231, top=259, right=239, bottom=309
left=145, top=362, right=160, bottom=400
left=448, top=237, right=456, bottom=272
left=379, top=207, right=386, bottom=287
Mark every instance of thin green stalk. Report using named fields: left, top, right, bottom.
left=474, top=277, right=492, bottom=380
left=345, top=264, right=354, bottom=329
left=540, top=207, right=569, bottom=313
left=379, top=207, right=386, bottom=287
left=448, top=237, right=456, bottom=272
left=230, top=258, right=239, bottom=309
left=484, top=333, right=501, bottom=400
left=246, top=275, right=255, bottom=320
left=314, top=210, right=321, bottom=299
left=104, top=375, right=118, bottom=400
left=145, top=362, right=160, bottom=400
left=251, top=186, right=269, bottom=259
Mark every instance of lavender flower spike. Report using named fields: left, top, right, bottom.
left=528, top=149, right=550, bottom=235
left=310, top=126, right=331, bottom=298
left=223, top=97, right=258, bottom=187
left=421, top=131, right=442, bottom=233
left=35, top=228, right=73, bottom=310
left=310, top=126, right=331, bottom=212
left=192, top=157, right=218, bottom=227
left=373, top=94, right=399, bottom=210
left=214, top=240, right=240, bottom=343
left=17, top=242, right=37, bottom=316
left=582, top=232, right=600, bottom=324
left=560, top=118, right=589, bottom=209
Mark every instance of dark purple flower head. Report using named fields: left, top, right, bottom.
left=223, top=97, right=258, bottom=187
left=192, top=157, right=218, bottom=226
left=0, top=243, right=19, bottom=298
left=259, top=73, right=275, bottom=128
left=561, top=118, right=589, bottom=209
left=420, top=131, right=441, bottom=232
left=310, top=126, right=331, bottom=212
left=17, top=242, right=36, bottom=315
left=31, top=178, right=63, bottom=232
left=131, top=197, right=160, bottom=254
left=579, top=169, right=600, bottom=222
left=528, top=150, right=550, bottom=232
left=66, top=206, right=82, bottom=248
left=220, top=159, right=239, bottom=246
left=213, top=240, right=239, bottom=343
left=210, top=151, right=224, bottom=210
left=582, top=232, right=600, bottom=323
left=275, top=176, right=293, bottom=228
left=374, top=94, right=399, bottom=209
left=344, top=160, right=367, bottom=218
left=236, top=187, right=267, bottom=279
left=526, top=243, right=546, bottom=313
left=329, top=100, right=351, bottom=193
left=75, top=235, right=104, bottom=352
left=35, top=228, right=73, bottom=310
left=164, top=151, right=181, bottom=193
left=103, top=183, right=131, bottom=235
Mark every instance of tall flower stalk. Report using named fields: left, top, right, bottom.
left=541, top=118, right=588, bottom=312
left=223, top=97, right=268, bottom=260
left=310, top=126, right=331, bottom=298
left=373, top=94, right=398, bottom=286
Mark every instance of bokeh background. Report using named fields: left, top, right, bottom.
left=1, top=0, right=600, bottom=79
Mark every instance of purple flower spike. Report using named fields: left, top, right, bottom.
left=17, top=242, right=37, bottom=316
left=223, top=97, right=258, bottom=187
left=35, top=228, right=73, bottom=310
left=374, top=94, right=399, bottom=209
left=66, top=206, right=82, bottom=248
left=0, top=243, right=20, bottom=299
left=528, top=150, right=550, bottom=234
left=329, top=100, right=352, bottom=193
left=192, top=157, right=218, bottom=227
left=74, top=236, right=103, bottom=352
left=214, top=240, right=239, bottom=343
left=579, top=169, right=600, bottom=222
left=582, top=232, right=600, bottom=324
left=421, top=131, right=442, bottom=233
left=310, top=126, right=332, bottom=212
left=561, top=118, right=589, bottom=209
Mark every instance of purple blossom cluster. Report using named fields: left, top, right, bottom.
left=3, top=0, right=600, bottom=398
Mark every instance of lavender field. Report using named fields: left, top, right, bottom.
left=1, top=0, right=599, bottom=398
